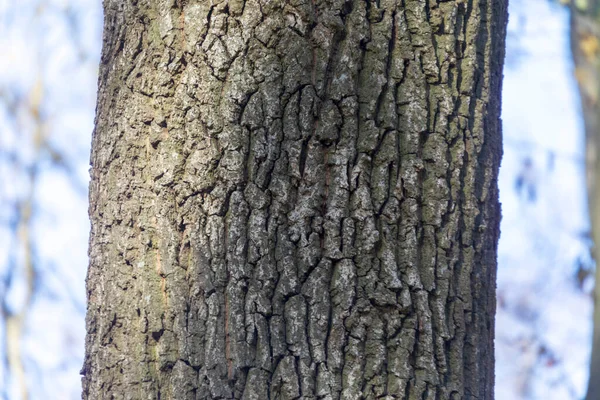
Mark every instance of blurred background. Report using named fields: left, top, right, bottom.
left=0, top=0, right=101, bottom=398
left=0, top=0, right=595, bottom=398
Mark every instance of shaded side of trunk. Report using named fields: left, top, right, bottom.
left=571, top=4, right=600, bottom=400
left=82, top=0, right=506, bottom=398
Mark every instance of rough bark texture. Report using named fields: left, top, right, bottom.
left=82, top=0, right=506, bottom=398
left=571, top=3, right=600, bottom=399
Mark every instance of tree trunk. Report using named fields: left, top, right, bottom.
left=82, top=0, right=506, bottom=398
left=571, top=3, right=600, bottom=399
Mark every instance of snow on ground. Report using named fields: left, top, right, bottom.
left=496, top=0, right=593, bottom=398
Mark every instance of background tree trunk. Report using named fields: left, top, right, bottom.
left=82, top=0, right=506, bottom=398
left=571, top=3, right=600, bottom=399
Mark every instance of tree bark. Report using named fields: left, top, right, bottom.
left=571, top=3, right=600, bottom=399
left=82, top=0, right=506, bottom=398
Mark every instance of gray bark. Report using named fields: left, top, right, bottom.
left=82, top=0, right=507, bottom=399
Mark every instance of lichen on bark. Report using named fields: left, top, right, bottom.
left=83, top=0, right=507, bottom=399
